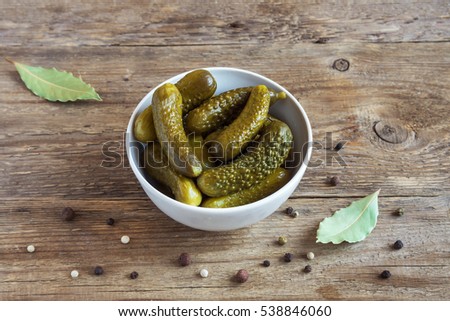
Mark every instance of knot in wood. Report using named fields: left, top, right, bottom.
left=373, top=120, right=409, bottom=144
left=332, top=58, right=350, bottom=72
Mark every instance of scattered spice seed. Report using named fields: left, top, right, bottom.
left=380, top=270, right=391, bottom=279
left=393, top=240, right=404, bottom=250
left=200, top=269, right=209, bottom=278
left=71, top=270, right=79, bottom=278
left=286, top=207, right=294, bottom=215
left=284, top=253, right=293, bottom=262
left=61, top=207, right=76, bottom=221
left=291, top=210, right=299, bottom=218
left=130, top=271, right=139, bottom=279
left=106, top=218, right=115, bottom=225
left=262, top=260, right=271, bottom=267
left=334, top=142, right=344, bottom=151
left=395, top=208, right=404, bottom=216
left=329, top=176, right=340, bottom=186
left=27, top=245, right=35, bottom=253
left=306, top=252, right=315, bottom=260
left=178, top=253, right=192, bottom=267
left=235, top=269, right=249, bottom=283
left=304, top=265, right=312, bottom=273
left=121, top=235, right=130, bottom=244
left=278, top=236, right=288, bottom=245
left=94, top=266, right=104, bottom=275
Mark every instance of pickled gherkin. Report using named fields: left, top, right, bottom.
left=197, top=118, right=293, bottom=197
left=186, top=87, right=286, bottom=136
left=206, top=85, right=271, bottom=162
left=201, top=168, right=290, bottom=208
left=145, top=142, right=202, bottom=206
left=152, top=83, right=203, bottom=178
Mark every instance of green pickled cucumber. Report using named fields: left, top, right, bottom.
left=202, top=168, right=290, bottom=208
left=145, top=142, right=202, bottom=206
left=175, top=69, right=217, bottom=113
left=186, top=87, right=286, bottom=136
left=133, top=69, right=216, bottom=143
left=133, top=105, right=157, bottom=143
left=152, top=83, right=203, bottom=178
left=206, top=85, right=271, bottom=161
left=187, top=133, right=214, bottom=169
left=197, top=118, right=293, bottom=197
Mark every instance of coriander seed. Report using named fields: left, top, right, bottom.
left=235, top=269, right=249, bottom=283
left=130, top=271, right=139, bottom=279
left=278, top=236, right=288, bottom=245
left=380, top=270, right=391, bottom=279
left=291, top=210, right=299, bottom=218
left=306, top=252, right=315, bottom=260
left=304, top=265, right=312, bottom=273
left=61, top=207, right=76, bottom=221
left=284, top=253, right=293, bottom=262
left=71, top=270, right=79, bottom=278
left=262, top=260, right=270, bottom=267
left=393, top=240, right=404, bottom=250
left=94, top=266, right=104, bottom=275
left=178, top=253, right=191, bottom=267
left=396, top=208, right=404, bottom=216
left=27, top=245, right=35, bottom=253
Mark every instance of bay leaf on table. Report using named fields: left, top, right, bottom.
left=6, top=58, right=101, bottom=102
left=316, top=189, right=380, bottom=244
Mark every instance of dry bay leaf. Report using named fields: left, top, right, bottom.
left=316, top=190, right=380, bottom=244
left=6, top=58, right=101, bottom=102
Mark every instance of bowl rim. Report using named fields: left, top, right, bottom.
left=126, top=67, right=312, bottom=215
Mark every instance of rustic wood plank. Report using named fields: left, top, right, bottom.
left=0, top=196, right=448, bottom=300
left=1, top=0, right=449, bottom=47
left=0, top=43, right=448, bottom=200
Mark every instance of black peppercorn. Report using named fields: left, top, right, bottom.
left=262, top=260, right=270, bottom=267
left=334, top=142, right=345, bottom=151
left=130, top=271, right=139, bottom=279
left=329, top=176, right=340, bottom=186
left=304, top=265, right=312, bottom=273
left=284, top=253, right=293, bottom=262
left=286, top=207, right=294, bottom=215
left=106, top=218, right=115, bottom=225
left=94, top=266, right=104, bottom=275
left=393, top=240, right=404, bottom=250
left=178, top=253, right=191, bottom=267
left=380, top=270, right=391, bottom=279
left=61, top=207, right=76, bottom=221
left=235, top=269, right=249, bottom=283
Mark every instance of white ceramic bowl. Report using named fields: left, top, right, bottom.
left=126, top=67, right=312, bottom=231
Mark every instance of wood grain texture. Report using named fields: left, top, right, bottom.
left=0, top=0, right=449, bottom=301
left=1, top=0, right=449, bottom=47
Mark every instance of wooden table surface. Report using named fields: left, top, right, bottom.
left=0, top=0, right=449, bottom=301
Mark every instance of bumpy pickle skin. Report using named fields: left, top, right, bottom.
left=206, top=85, right=271, bottom=162
left=133, top=105, right=157, bottom=143
left=186, top=87, right=286, bottom=136
left=152, top=83, right=203, bottom=178
left=133, top=69, right=216, bottom=143
left=197, top=118, right=293, bottom=197
left=145, top=142, right=202, bottom=206
left=201, top=168, right=290, bottom=208
left=175, top=69, right=217, bottom=113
